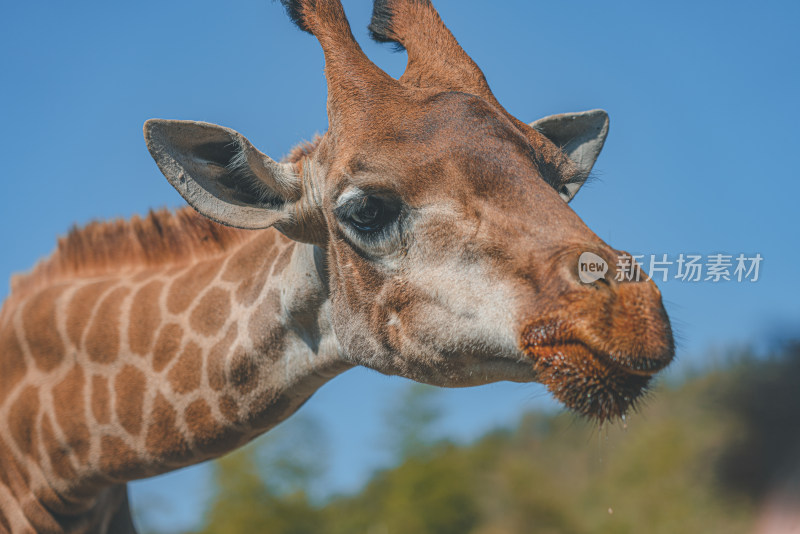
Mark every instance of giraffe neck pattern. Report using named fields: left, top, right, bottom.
left=0, top=229, right=349, bottom=533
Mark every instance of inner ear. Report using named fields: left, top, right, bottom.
left=530, top=109, right=609, bottom=202
left=193, top=140, right=282, bottom=208
left=144, top=119, right=300, bottom=230
left=191, top=138, right=239, bottom=166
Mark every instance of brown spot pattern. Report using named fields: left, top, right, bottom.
left=168, top=341, right=202, bottom=394
left=131, top=269, right=157, bottom=283
left=185, top=399, right=240, bottom=455
left=100, top=435, right=140, bottom=481
left=91, top=375, right=111, bottom=424
left=129, top=280, right=163, bottom=356
left=208, top=323, right=237, bottom=391
left=271, top=245, right=293, bottom=277
left=114, top=365, right=146, bottom=435
left=219, top=395, right=239, bottom=422
left=0, top=505, right=8, bottom=533
left=246, top=391, right=293, bottom=430
left=236, top=266, right=271, bottom=307
left=22, top=285, right=67, bottom=372
left=146, top=393, right=190, bottom=461
left=41, top=414, right=77, bottom=480
left=167, top=259, right=222, bottom=315
left=223, top=233, right=276, bottom=306
left=152, top=323, right=183, bottom=372
left=0, top=326, right=27, bottom=394
left=222, top=232, right=275, bottom=283
left=248, top=289, right=285, bottom=359
left=52, top=365, right=90, bottom=464
left=66, top=280, right=115, bottom=347
left=85, top=286, right=130, bottom=364
left=189, top=288, right=230, bottom=336
left=9, top=386, right=39, bottom=457
left=228, top=346, right=257, bottom=394
left=0, top=439, right=30, bottom=491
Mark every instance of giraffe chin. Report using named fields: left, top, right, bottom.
left=522, top=336, right=655, bottom=424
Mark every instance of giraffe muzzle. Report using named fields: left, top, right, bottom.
left=519, top=267, right=674, bottom=422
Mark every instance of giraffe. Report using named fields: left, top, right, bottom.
left=0, top=0, right=674, bottom=531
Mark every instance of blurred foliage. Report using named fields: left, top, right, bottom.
left=184, top=341, right=800, bottom=534
left=383, top=383, right=443, bottom=460
left=194, top=415, right=327, bottom=534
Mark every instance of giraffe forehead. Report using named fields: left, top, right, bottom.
left=316, top=98, right=572, bottom=209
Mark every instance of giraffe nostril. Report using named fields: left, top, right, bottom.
left=593, top=275, right=613, bottom=289
left=575, top=250, right=615, bottom=288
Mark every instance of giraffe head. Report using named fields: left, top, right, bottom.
left=144, top=0, right=673, bottom=422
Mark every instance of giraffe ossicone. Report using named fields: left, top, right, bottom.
left=0, top=0, right=673, bottom=531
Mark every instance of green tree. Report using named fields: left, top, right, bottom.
left=385, top=382, right=442, bottom=460
left=197, top=415, right=327, bottom=534
left=192, top=341, right=800, bottom=534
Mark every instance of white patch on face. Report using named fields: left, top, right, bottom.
left=387, top=256, right=534, bottom=386
left=330, top=196, right=535, bottom=386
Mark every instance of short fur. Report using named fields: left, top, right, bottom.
left=283, top=134, right=323, bottom=164
left=9, top=208, right=252, bottom=297
left=368, top=0, right=425, bottom=50
left=367, top=0, right=399, bottom=46
left=278, top=0, right=352, bottom=37
left=367, top=0, right=582, bottom=192
left=278, top=0, right=313, bottom=34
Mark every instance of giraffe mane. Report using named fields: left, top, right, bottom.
left=283, top=133, right=323, bottom=165
left=10, top=207, right=253, bottom=297
left=9, top=136, right=324, bottom=298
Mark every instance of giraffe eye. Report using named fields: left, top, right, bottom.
left=337, top=195, right=400, bottom=234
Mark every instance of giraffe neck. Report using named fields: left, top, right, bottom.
left=0, top=229, right=350, bottom=532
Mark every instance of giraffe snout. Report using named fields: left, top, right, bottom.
left=518, top=247, right=674, bottom=421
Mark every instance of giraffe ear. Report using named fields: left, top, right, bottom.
left=530, top=109, right=609, bottom=202
left=144, top=119, right=302, bottom=230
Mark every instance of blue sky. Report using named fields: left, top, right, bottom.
left=1, top=0, right=798, bottom=531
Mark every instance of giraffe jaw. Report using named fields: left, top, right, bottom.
left=521, top=324, right=668, bottom=423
